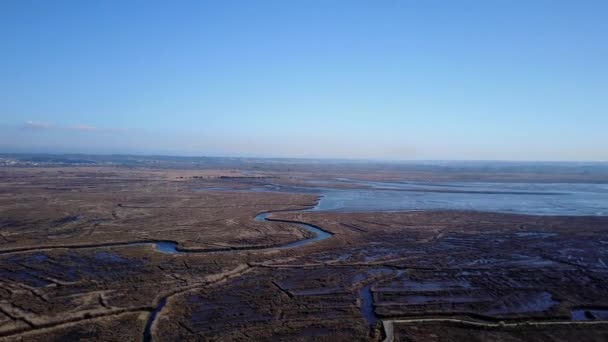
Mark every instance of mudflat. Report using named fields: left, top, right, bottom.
left=1, top=165, right=608, bottom=341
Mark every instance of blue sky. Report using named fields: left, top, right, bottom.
left=1, top=1, right=606, bottom=160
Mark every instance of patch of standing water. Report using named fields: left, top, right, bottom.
left=359, top=285, right=376, bottom=327
left=154, top=242, right=179, bottom=253
left=571, top=308, right=608, bottom=321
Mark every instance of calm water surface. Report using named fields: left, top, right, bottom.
left=305, top=179, right=608, bottom=216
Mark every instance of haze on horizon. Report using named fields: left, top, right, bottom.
left=1, top=1, right=606, bottom=162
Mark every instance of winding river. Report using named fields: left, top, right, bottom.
left=0, top=205, right=333, bottom=257
left=148, top=209, right=332, bottom=254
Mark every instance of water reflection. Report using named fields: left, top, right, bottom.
left=231, top=179, right=608, bottom=216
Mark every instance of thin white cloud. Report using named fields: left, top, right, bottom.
left=67, top=124, right=97, bottom=131
left=20, top=120, right=126, bottom=133
left=23, top=120, right=53, bottom=129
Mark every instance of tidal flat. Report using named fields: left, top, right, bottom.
left=1, top=164, right=608, bottom=341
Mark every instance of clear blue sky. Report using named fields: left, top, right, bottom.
left=1, top=0, right=606, bottom=161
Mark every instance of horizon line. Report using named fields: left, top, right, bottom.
left=1, top=151, right=607, bottom=164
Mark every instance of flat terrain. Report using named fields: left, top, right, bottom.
left=1, top=165, right=608, bottom=341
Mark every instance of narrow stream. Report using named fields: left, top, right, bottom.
left=254, top=212, right=332, bottom=249
left=359, top=285, right=376, bottom=327
left=145, top=211, right=332, bottom=254
left=143, top=298, right=167, bottom=342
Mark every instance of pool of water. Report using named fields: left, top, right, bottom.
left=571, top=308, right=608, bottom=321
left=154, top=241, right=179, bottom=253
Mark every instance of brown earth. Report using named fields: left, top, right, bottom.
left=1, top=166, right=607, bottom=341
